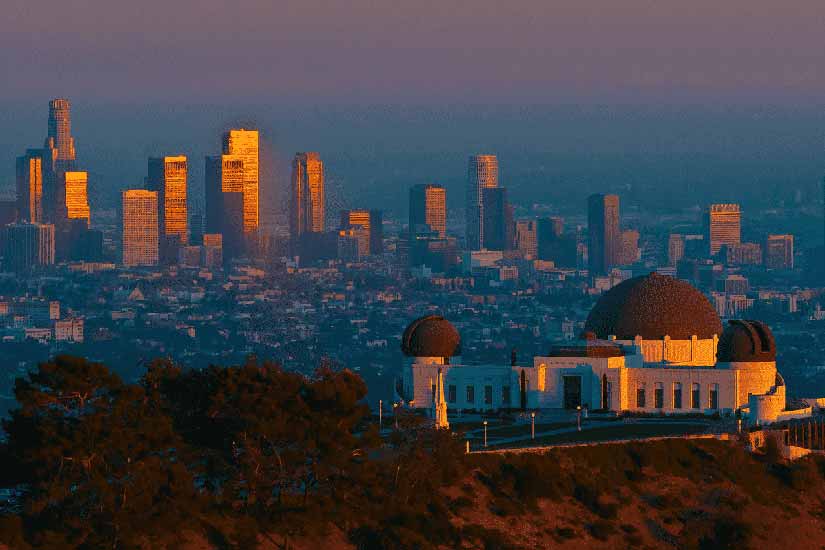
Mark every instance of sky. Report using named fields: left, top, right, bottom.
left=2, top=1, right=824, bottom=225
left=3, top=0, right=824, bottom=104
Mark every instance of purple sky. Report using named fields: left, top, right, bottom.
left=3, top=0, right=824, bottom=104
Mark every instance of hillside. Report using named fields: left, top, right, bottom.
left=3, top=357, right=825, bottom=549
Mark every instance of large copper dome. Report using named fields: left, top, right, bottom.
left=717, top=320, right=776, bottom=362
left=584, top=273, right=722, bottom=340
left=401, top=315, right=461, bottom=357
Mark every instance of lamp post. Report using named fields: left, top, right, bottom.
left=379, top=399, right=383, bottom=431
left=576, top=405, right=582, bottom=432
left=531, top=411, right=536, bottom=440
left=483, top=420, right=488, bottom=447
left=393, top=403, right=399, bottom=429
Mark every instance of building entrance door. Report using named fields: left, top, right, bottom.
left=563, top=375, right=582, bottom=409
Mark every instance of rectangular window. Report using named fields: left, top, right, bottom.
left=691, top=383, right=700, bottom=409
left=654, top=383, right=664, bottom=409
left=502, top=386, right=511, bottom=406
left=466, top=386, right=474, bottom=404
left=636, top=384, right=646, bottom=408
left=673, top=383, right=682, bottom=409
left=448, top=385, right=456, bottom=404
left=431, top=384, right=435, bottom=401
left=709, top=384, right=719, bottom=410
left=484, top=385, right=493, bottom=406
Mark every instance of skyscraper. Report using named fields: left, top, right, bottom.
left=122, top=190, right=159, bottom=267
left=668, top=234, right=685, bottom=266
left=147, top=156, right=188, bottom=246
left=618, top=229, right=640, bottom=266
left=705, top=204, right=741, bottom=256
left=45, top=99, right=76, bottom=163
left=16, top=150, right=44, bottom=223
left=290, top=152, right=325, bottom=240
left=764, top=234, right=794, bottom=270
left=466, top=155, right=498, bottom=250
left=63, top=171, right=90, bottom=227
left=44, top=99, right=77, bottom=225
left=481, top=187, right=512, bottom=251
left=340, top=209, right=383, bottom=255
left=222, top=130, right=259, bottom=233
left=537, top=217, right=577, bottom=267
left=587, top=194, right=620, bottom=275
left=2, top=222, right=55, bottom=272
left=409, top=184, right=446, bottom=238
left=514, top=220, right=538, bottom=258
left=205, top=155, right=245, bottom=260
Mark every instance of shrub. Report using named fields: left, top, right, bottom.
left=588, top=519, right=616, bottom=541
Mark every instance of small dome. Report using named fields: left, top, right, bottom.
left=717, top=320, right=776, bottom=362
left=584, top=273, right=722, bottom=340
left=401, top=315, right=461, bottom=357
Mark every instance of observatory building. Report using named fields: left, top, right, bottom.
left=399, top=273, right=805, bottom=426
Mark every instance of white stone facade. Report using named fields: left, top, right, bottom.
left=401, top=342, right=795, bottom=423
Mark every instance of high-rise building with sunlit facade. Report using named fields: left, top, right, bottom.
left=466, top=154, right=498, bottom=250
left=63, top=171, right=90, bottom=227
left=290, top=152, right=325, bottom=240
left=122, top=190, right=159, bottom=267
left=222, top=129, right=259, bottom=233
left=409, top=184, right=447, bottom=238
left=705, top=204, right=741, bottom=256
left=16, top=150, right=44, bottom=223
left=339, top=209, right=383, bottom=256
left=147, top=156, right=188, bottom=245
left=588, top=193, right=621, bottom=275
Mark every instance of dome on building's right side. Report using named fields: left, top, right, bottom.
left=584, top=273, right=723, bottom=340
left=717, top=320, right=776, bottom=362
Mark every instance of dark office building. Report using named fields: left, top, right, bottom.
left=587, top=194, right=620, bottom=275
left=481, top=187, right=512, bottom=251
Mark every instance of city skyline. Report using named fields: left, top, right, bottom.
left=3, top=3, right=825, bottom=548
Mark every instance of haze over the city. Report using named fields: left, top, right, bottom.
left=2, top=0, right=825, bottom=225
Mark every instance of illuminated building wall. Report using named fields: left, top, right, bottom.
left=63, top=171, right=90, bottom=227
left=706, top=204, right=741, bottom=256
left=339, top=209, right=383, bottom=255
left=16, top=150, right=44, bottom=223
left=290, top=152, right=325, bottom=240
left=222, top=130, right=259, bottom=233
left=122, top=190, right=159, bottom=267
left=409, top=184, right=446, bottom=238
left=147, top=156, right=188, bottom=244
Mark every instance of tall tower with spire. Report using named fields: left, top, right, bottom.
left=43, top=99, right=77, bottom=226
left=433, top=368, right=450, bottom=430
